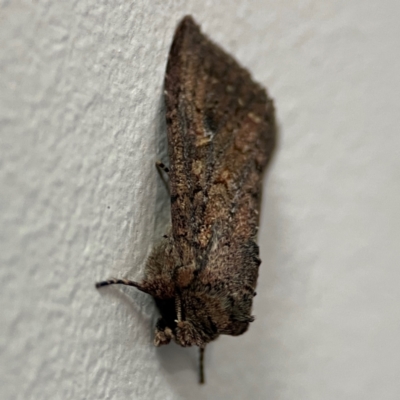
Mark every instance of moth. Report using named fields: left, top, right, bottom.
left=96, top=15, right=276, bottom=383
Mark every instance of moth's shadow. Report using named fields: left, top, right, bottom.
left=152, top=92, right=171, bottom=237
left=156, top=341, right=198, bottom=375
left=156, top=340, right=218, bottom=397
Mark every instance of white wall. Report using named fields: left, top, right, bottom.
left=1, top=1, right=399, bottom=399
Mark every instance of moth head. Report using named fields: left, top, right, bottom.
left=153, top=317, right=207, bottom=348
left=172, top=292, right=222, bottom=347
left=175, top=320, right=206, bottom=347
left=153, top=293, right=220, bottom=348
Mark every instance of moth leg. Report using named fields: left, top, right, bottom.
left=155, top=160, right=170, bottom=193
left=199, top=346, right=205, bottom=384
left=156, top=160, right=170, bottom=175
left=154, top=317, right=174, bottom=346
left=95, top=278, right=149, bottom=294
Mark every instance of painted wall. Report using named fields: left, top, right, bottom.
left=1, top=1, right=399, bottom=399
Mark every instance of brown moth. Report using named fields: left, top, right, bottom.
left=96, top=15, right=276, bottom=384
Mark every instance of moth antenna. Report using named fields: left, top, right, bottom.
left=95, top=278, right=149, bottom=294
left=199, top=346, right=205, bottom=384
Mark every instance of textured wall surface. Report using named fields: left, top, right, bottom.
left=1, top=1, right=399, bottom=399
